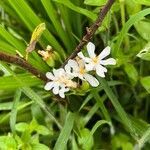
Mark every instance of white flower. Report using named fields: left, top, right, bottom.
left=65, top=59, right=99, bottom=87
left=44, top=68, right=77, bottom=98
left=78, top=42, right=116, bottom=78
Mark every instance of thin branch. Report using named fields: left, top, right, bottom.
left=61, top=0, right=115, bottom=68
left=0, top=51, right=47, bottom=82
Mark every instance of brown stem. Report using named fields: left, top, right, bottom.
left=0, top=51, right=47, bottom=82
left=61, top=0, right=115, bottom=68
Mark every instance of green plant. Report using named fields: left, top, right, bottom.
left=0, top=0, right=150, bottom=149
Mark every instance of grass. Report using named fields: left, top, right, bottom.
left=0, top=0, right=150, bottom=149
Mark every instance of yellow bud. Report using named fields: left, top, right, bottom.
left=25, top=23, right=46, bottom=60
left=30, top=23, right=46, bottom=44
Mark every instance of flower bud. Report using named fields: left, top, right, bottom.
left=38, top=45, right=60, bottom=67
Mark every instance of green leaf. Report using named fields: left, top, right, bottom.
left=124, top=64, right=138, bottom=86
left=99, top=78, right=136, bottom=137
left=111, top=133, right=133, bottom=150
left=32, top=143, right=50, bottom=150
left=41, top=0, right=74, bottom=51
left=22, top=87, right=62, bottom=130
left=90, top=120, right=111, bottom=135
left=84, top=0, right=106, bottom=6
left=7, top=0, right=65, bottom=58
left=140, top=76, right=150, bottom=93
left=114, top=8, right=150, bottom=56
left=0, top=135, right=17, bottom=150
left=54, top=112, right=76, bottom=150
left=15, top=123, right=29, bottom=132
left=36, top=125, right=51, bottom=135
left=0, top=73, right=42, bottom=90
left=10, top=89, right=22, bottom=134
left=53, top=0, right=97, bottom=21
left=138, top=127, right=150, bottom=148
left=135, top=20, right=150, bottom=41
left=133, top=0, right=150, bottom=6
left=78, top=128, right=94, bottom=150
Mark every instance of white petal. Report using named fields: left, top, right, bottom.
left=65, top=64, right=71, bottom=74
left=65, top=60, right=79, bottom=77
left=52, top=84, right=59, bottom=95
left=78, top=52, right=91, bottom=63
left=59, top=90, right=65, bottom=98
left=53, top=68, right=64, bottom=77
left=99, top=46, right=111, bottom=60
left=59, top=86, right=69, bottom=98
left=84, top=73, right=99, bottom=87
left=87, top=42, right=96, bottom=58
left=44, top=82, right=54, bottom=90
left=96, top=65, right=107, bottom=77
left=85, top=63, right=95, bottom=71
left=78, top=73, right=85, bottom=80
left=46, top=72, right=55, bottom=80
left=100, top=58, right=116, bottom=66
left=68, top=59, right=79, bottom=71
left=78, top=52, right=85, bottom=59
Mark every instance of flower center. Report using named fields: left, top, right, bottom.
left=79, top=68, right=85, bottom=75
left=57, top=76, right=77, bottom=88
left=92, top=57, right=98, bottom=64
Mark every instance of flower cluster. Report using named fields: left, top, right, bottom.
left=44, top=42, right=116, bottom=98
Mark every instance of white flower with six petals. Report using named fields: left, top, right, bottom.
left=65, top=58, right=99, bottom=87
left=78, top=42, right=116, bottom=78
left=44, top=68, right=77, bottom=98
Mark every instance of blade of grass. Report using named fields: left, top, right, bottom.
left=0, top=101, right=33, bottom=124
left=57, top=4, right=77, bottom=50
left=114, top=8, right=150, bottom=56
left=54, top=112, right=76, bottom=150
left=53, top=0, right=97, bottom=20
left=92, top=92, right=111, bottom=123
left=99, top=77, right=136, bottom=137
left=138, top=127, right=150, bottom=148
left=83, top=103, right=99, bottom=126
left=0, top=102, right=14, bottom=111
left=0, top=73, right=42, bottom=90
left=21, top=87, right=62, bottom=130
left=41, top=0, right=74, bottom=51
left=10, top=89, right=21, bottom=134
left=90, top=120, right=111, bottom=136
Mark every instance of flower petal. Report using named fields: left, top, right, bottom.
left=99, top=46, right=111, bottom=60
left=96, top=65, right=107, bottom=77
left=52, top=83, right=59, bottom=95
left=53, top=68, right=64, bottom=77
left=100, top=58, right=116, bottom=66
left=65, top=60, right=79, bottom=77
left=78, top=52, right=91, bottom=63
left=78, top=52, right=85, bottom=59
left=68, top=59, right=79, bottom=71
left=87, top=42, right=96, bottom=58
left=65, top=64, right=71, bottom=74
left=84, top=73, right=99, bottom=87
left=59, top=86, right=69, bottom=98
left=46, top=72, right=55, bottom=80
left=85, top=63, right=95, bottom=71
left=44, top=82, right=54, bottom=90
